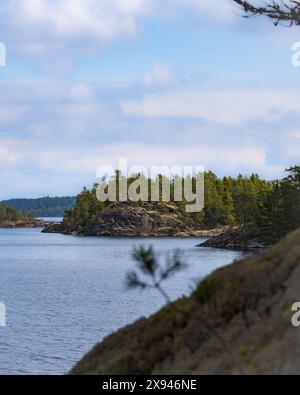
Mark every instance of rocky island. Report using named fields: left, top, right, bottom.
left=43, top=202, right=228, bottom=237
left=43, top=166, right=300, bottom=248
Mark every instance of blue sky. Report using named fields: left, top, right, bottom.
left=0, top=0, right=300, bottom=199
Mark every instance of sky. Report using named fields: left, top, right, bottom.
left=0, top=0, right=300, bottom=199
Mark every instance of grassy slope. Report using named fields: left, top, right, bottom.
left=71, top=228, right=300, bottom=375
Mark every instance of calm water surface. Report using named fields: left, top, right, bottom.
left=0, top=227, right=245, bottom=375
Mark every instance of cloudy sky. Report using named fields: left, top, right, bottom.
left=0, top=0, right=300, bottom=199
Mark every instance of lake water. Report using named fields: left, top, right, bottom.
left=0, top=227, right=245, bottom=375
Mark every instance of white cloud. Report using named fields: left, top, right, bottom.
left=0, top=146, right=20, bottom=165
left=7, top=0, right=152, bottom=47
left=121, top=90, right=300, bottom=125
left=290, top=131, right=300, bottom=139
left=0, top=138, right=279, bottom=177
left=0, top=79, right=295, bottom=200
left=36, top=143, right=275, bottom=177
left=141, top=62, right=176, bottom=86
left=0, top=140, right=25, bottom=165
left=68, top=83, right=95, bottom=101
left=2, top=0, right=239, bottom=54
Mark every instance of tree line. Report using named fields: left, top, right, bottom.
left=0, top=204, right=36, bottom=223
left=63, top=165, right=300, bottom=244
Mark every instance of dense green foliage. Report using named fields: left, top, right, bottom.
left=1, top=196, right=76, bottom=217
left=0, top=204, right=35, bottom=223
left=255, top=166, right=300, bottom=243
left=63, top=187, right=106, bottom=229
left=63, top=166, right=300, bottom=244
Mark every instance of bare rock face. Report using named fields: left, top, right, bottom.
left=78, top=203, right=194, bottom=237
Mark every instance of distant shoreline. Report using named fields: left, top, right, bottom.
left=0, top=219, right=57, bottom=229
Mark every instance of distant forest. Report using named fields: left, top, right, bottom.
left=1, top=196, right=76, bottom=218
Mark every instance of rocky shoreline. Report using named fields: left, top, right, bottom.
left=42, top=221, right=229, bottom=238
left=0, top=219, right=55, bottom=229
left=41, top=202, right=268, bottom=250
left=197, top=227, right=266, bottom=251
left=42, top=202, right=231, bottom=238
left=41, top=205, right=267, bottom=251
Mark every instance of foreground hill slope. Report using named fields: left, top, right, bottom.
left=71, top=228, right=300, bottom=375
